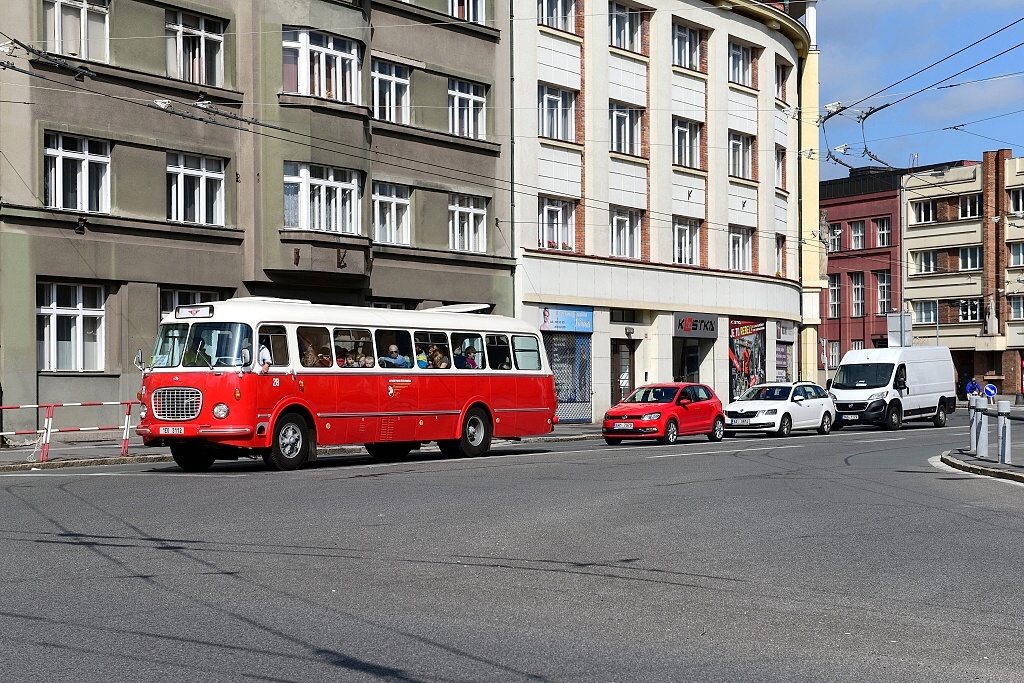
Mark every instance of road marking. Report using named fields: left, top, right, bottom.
left=929, top=455, right=1024, bottom=488
left=647, top=444, right=803, bottom=458
left=851, top=438, right=905, bottom=444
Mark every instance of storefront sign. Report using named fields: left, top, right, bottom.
left=672, top=312, right=718, bottom=339
left=539, top=305, right=594, bottom=333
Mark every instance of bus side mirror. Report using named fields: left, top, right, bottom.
left=240, top=347, right=252, bottom=369
left=133, top=349, right=145, bottom=372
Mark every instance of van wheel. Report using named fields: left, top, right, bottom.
left=267, top=413, right=309, bottom=470
left=658, top=420, right=679, bottom=445
left=776, top=414, right=792, bottom=437
left=170, top=444, right=215, bottom=472
left=884, top=404, right=903, bottom=431
left=817, top=413, right=833, bottom=435
left=708, top=417, right=725, bottom=442
left=933, top=403, right=947, bottom=427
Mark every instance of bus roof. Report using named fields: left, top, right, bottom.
left=161, top=297, right=543, bottom=335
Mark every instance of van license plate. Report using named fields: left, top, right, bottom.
left=841, top=415, right=859, bottom=421
left=612, top=422, right=633, bottom=430
left=159, top=426, right=185, bottom=435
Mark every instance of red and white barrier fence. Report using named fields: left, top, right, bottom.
left=0, top=401, right=139, bottom=462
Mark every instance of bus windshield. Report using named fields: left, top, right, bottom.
left=151, top=323, right=188, bottom=368
left=832, top=363, right=894, bottom=390
left=152, top=322, right=253, bottom=368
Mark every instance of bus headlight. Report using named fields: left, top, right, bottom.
left=139, top=404, right=148, bottom=419
left=213, top=403, right=230, bottom=419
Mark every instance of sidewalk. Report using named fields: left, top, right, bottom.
left=941, top=449, right=1024, bottom=485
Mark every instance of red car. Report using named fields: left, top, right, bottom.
left=602, top=383, right=726, bottom=445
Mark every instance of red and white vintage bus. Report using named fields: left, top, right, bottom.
left=135, top=298, right=557, bottom=471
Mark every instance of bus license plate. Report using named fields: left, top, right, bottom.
left=159, top=426, right=185, bottom=435
left=612, top=422, right=633, bottom=430
left=841, top=415, right=859, bottom=421
left=732, top=419, right=750, bottom=426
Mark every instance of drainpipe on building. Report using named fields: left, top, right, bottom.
left=508, top=1, right=517, bottom=318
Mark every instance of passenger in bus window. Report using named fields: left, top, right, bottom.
left=380, top=344, right=412, bottom=368
left=317, top=347, right=333, bottom=367
left=336, top=348, right=349, bottom=367
left=299, top=337, right=317, bottom=367
left=428, top=344, right=449, bottom=369
left=258, top=336, right=273, bottom=373
left=415, top=346, right=429, bottom=368
left=462, top=346, right=479, bottom=369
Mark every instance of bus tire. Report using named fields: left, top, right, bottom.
left=170, top=443, right=215, bottom=472
left=365, top=442, right=414, bottom=461
left=457, top=406, right=492, bottom=457
left=268, top=413, right=309, bottom=471
left=437, top=440, right=461, bottom=458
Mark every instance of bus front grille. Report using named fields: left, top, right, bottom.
left=152, top=387, right=203, bottom=421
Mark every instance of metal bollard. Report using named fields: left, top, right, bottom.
left=969, top=396, right=979, bottom=453
left=998, top=400, right=1012, bottom=465
left=977, top=401, right=990, bottom=459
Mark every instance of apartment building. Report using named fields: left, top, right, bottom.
left=513, top=0, right=822, bottom=420
left=0, top=0, right=510, bottom=427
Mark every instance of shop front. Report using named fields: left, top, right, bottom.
left=539, top=304, right=594, bottom=422
left=672, top=312, right=717, bottom=383
left=729, top=318, right=766, bottom=401
left=776, top=321, right=796, bottom=382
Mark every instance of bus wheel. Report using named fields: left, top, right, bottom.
left=170, top=444, right=215, bottom=472
left=458, top=407, right=492, bottom=457
left=365, top=442, right=414, bottom=461
left=268, top=413, right=309, bottom=471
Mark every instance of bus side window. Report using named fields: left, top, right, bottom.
left=258, top=325, right=289, bottom=368
left=297, top=326, right=333, bottom=368
left=334, top=327, right=374, bottom=368
left=486, top=334, right=512, bottom=370
left=451, top=333, right=485, bottom=370
left=375, top=329, right=414, bottom=369
left=414, top=331, right=450, bottom=369
left=512, top=335, right=542, bottom=371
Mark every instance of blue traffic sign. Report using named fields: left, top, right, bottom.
left=984, top=383, right=998, bottom=397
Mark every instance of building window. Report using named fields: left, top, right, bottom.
left=850, top=221, right=865, bottom=250
left=160, top=289, right=219, bottom=318
left=166, top=153, right=224, bottom=226
left=960, top=299, right=981, bottom=323
left=828, top=341, right=840, bottom=369
left=43, top=132, right=109, bottom=213
left=282, top=162, right=360, bottom=233
left=959, top=246, right=982, bottom=271
left=915, top=300, right=937, bottom=324
left=728, top=131, right=753, bottom=179
left=610, top=102, right=641, bottom=155
left=282, top=29, right=359, bottom=103
left=609, top=3, right=641, bottom=52
left=911, top=200, right=935, bottom=224
left=828, top=274, right=840, bottom=318
left=539, top=85, right=575, bottom=141
left=166, top=10, right=224, bottom=87
left=539, top=0, right=574, bottom=32
left=371, top=60, right=410, bottom=124
left=728, top=226, right=753, bottom=272
left=449, top=79, right=487, bottom=139
left=450, top=0, right=485, bottom=23
left=876, top=270, right=891, bottom=314
left=673, top=118, right=700, bottom=168
left=1011, top=242, right=1024, bottom=267
left=728, top=42, right=752, bottom=87
left=775, top=63, right=787, bottom=100
left=851, top=272, right=865, bottom=317
left=775, top=147, right=785, bottom=189
left=828, top=223, right=841, bottom=252
left=1011, top=189, right=1024, bottom=213
left=914, top=250, right=937, bottom=274
left=36, top=282, right=104, bottom=372
left=539, top=197, right=575, bottom=251
left=449, top=194, right=487, bottom=253
left=43, top=0, right=109, bottom=62
left=775, top=234, right=785, bottom=275
left=673, top=217, right=700, bottom=266
left=851, top=340, right=864, bottom=351
left=958, top=193, right=982, bottom=219
left=372, top=182, right=410, bottom=245
left=610, top=207, right=641, bottom=259
left=875, top=217, right=891, bottom=247
left=672, top=24, right=700, bottom=69
left=1011, top=296, right=1024, bottom=320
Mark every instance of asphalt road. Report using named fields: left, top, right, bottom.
left=1, top=412, right=1021, bottom=682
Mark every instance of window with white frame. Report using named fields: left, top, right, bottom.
left=673, top=217, right=700, bottom=266
left=1012, top=242, right=1024, bottom=267
left=282, top=162, right=360, bottom=233
left=36, top=282, right=104, bottom=372
left=539, top=197, right=575, bottom=251
left=911, top=200, right=935, bottom=223
left=728, top=131, right=753, bottom=179
left=538, top=85, right=575, bottom=141
left=828, top=274, right=840, bottom=318
left=371, top=60, right=410, bottom=124
left=828, top=341, right=840, bottom=369
left=728, top=41, right=752, bottom=87
left=959, top=246, right=981, bottom=271
left=775, top=63, right=787, bottom=100
left=539, top=0, right=574, bottom=32
left=282, top=29, right=359, bottom=103
left=43, top=132, right=109, bottom=213
left=875, top=217, right=891, bottom=247
left=850, top=220, right=865, bottom=249
left=673, top=117, right=700, bottom=167
left=160, top=289, right=218, bottom=318
left=609, top=3, right=641, bottom=52
left=915, top=300, right=937, bottom=324
left=449, top=194, right=487, bottom=253
left=43, top=0, right=109, bottom=62
left=1012, top=296, right=1024, bottom=320
left=610, top=102, right=641, bottom=155
left=610, top=207, right=641, bottom=259
left=166, top=153, right=224, bottom=226
left=728, top=226, right=753, bottom=272
left=960, top=299, right=981, bottom=322
left=876, top=270, right=891, bottom=314
left=775, top=147, right=785, bottom=189
left=1011, top=188, right=1024, bottom=213
left=775, top=234, right=785, bottom=275
left=914, top=250, right=937, bottom=274
left=851, top=272, right=864, bottom=317
left=851, top=340, right=864, bottom=351
left=451, top=0, right=485, bottom=23
left=828, top=222, right=841, bottom=252
left=959, top=193, right=982, bottom=219
left=672, top=23, right=699, bottom=69
left=166, top=10, right=224, bottom=87
left=449, top=78, right=487, bottom=139
left=372, top=182, right=410, bottom=245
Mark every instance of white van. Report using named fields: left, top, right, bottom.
left=827, top=347, right=957, bottom=430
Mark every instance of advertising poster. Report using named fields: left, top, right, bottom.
left=729, top=318, right=766, bottom=401
left=538, top=305, right=594, bottom=333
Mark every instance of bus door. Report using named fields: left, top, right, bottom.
left=414, top=331, right=458, bottom=441
left=374, top=330, right=420, bottom=443
left=332, top=327, right=379, bottom=444
left=254, top=325, right=296, bottom=436
left=511, top=334, right=547, bottom=435
left=484, top=334, right=517, bottom=436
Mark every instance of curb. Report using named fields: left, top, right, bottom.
left=939, top=450, right=1024, bottom=485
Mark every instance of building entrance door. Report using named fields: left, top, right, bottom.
left=611, top=339, right=637, bottom=405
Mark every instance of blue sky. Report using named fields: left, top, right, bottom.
left=816, top=0, right=1024, bottom=180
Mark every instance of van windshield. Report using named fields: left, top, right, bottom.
left=832, top=363, right=894, bottom=390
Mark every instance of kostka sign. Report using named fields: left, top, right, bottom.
left=673, top=312, right=718, bottom=339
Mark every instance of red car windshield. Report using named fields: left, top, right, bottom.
left=623, top=387, right=679, bottom=403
